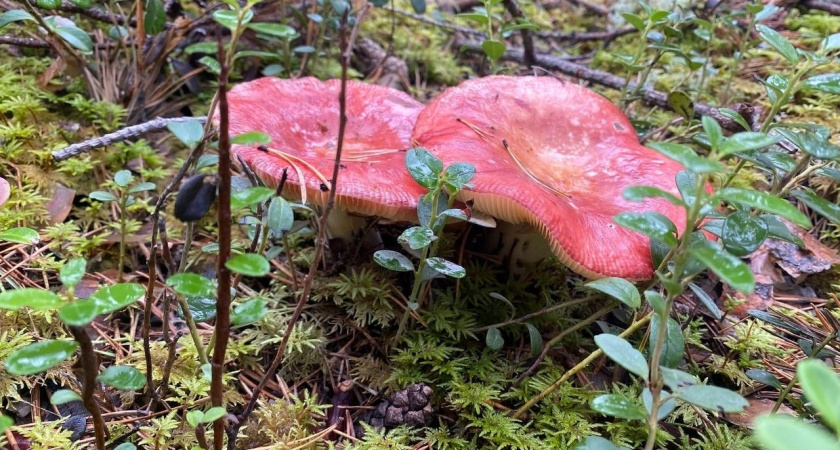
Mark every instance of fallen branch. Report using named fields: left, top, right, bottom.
left=51, top=116, right=207, bottom=161
left=802, top=0, right=840, bottom=15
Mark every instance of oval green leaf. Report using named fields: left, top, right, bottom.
left=792, top=189, right=840, bottom=226
left=231, top=299, right=268, bottom=326
left=757, top=24, right=799, bottom=64
left=231, top=186, right=274, bottom=209
left=97, top=365, right=146, bottom=390
left=798, top=359, right=840, bottom=431
left=166, top=273, right=216, bottom=298
left=688, top=240, right=754, bottom=294
left=485, top=326, right=504, bottom=350
left=675, top=385, right=748, bottom=413
left=425, top=257, right=466, bottom=278
left=594, top=334, right=649, bottom=380
left=50, top=389, right=82, bottom=405
left=650, top=314, right=684, bottom=368
left=167, top=118, right=205, bottom=149
left=58, top=299, right=102, bottom=327
left=60, top=258, right=87, bottom=288
left=590, top=394, right=647, bottom=420
left=405, top=148, right=441, bottom=190
left=4, top=339, right=78, bottom=375
left=754, top=414, right=840, bottom=450
left=226, top=253, right=270, bottom=277
left=722, top=212, right=769, bottom=257
left=0, top=289, right=62, bottom=311
left=89, top=283, right=146, bottom=314
left=715, top=188, right=811, bottom=229
left=585, top=278, right=641, bottom=309
left=398, top=226, right=436, bottom=250
left=373, top=250, right=414, bottom=272
left=0, top=227, right=40, bottom=244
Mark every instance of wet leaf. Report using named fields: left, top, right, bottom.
left=4, top=339, right=78, bottom=375
left=754, top=414, right=840, bottom=450
left=722, top=212, right=769, bottom=256
left=801, top=73, right=840, bottom=95
left=746, top=369, right=782, bottom=389
left=231, top=299, right=268, bottom=326
left=60, top=258, right=86, bottom=289
left=58, top=299, right=102, bottom=326
left=50, top=389, right=82, bottom=405
left=0, top=10, right=34, bottom=29
left=757, top=24, right=799, bottom=64
left=226, top=253, right=270, bottom=277
left=0, top=289, right=63, bottom=311
left=715, top=188, right=811, bottom=229
left=398, top=226, right=436, bottom=250
left=97, top=365, right=145, bottom=390
left=485, top=326, right=504, bottom=350
left=798, top=359, right=840, bottom=431
left=482, top=39, right=506, bottom=61
left=374, top=250, right=414, bottom=272
left=266, top=197, right=294, bottom=235
left=0, top=227, right=39, bottom=245
left=406, top=148, right=442, bottom=190
left=89, top=283, right=145, bottom=314
left=591, top=394, right=646, bottom=420
left=792, top=190, right=840, bottom=226
left=144, top=0, right=165, bottom=34
left=614, top=212, right=678, bottom=246
left=425, top=257, right=465, bottom=278
left=231, top=186, right=273, bottom=209
left=167, top=118, right=205, bottom=149
left=688, top=239, right=754, bottom=294
left=167, top=273, right=216, bottom=298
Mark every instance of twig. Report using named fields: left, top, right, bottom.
left=0, top=36, right=50, bottom=48
left=802, top=0, right=840, bottom=15
left=69, top=326, right=108, bottom=450
left=212, top=37, right=233, bottom=450
left=51, top=116, right=207, bottom=161
left=141, top=219, right=161, bottom=410
left=230, top=6, right=370, bottom=440
left=501, top=0, right=535, bottom=68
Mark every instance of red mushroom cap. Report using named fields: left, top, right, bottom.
left=412, top=76, right=688, bottom=279
left=221, top=77, right=426, bottom=221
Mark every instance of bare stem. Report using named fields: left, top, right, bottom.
left=69, top=326, right=107, bottom=450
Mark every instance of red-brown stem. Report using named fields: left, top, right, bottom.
left=143, top=219, right=161, bottom=411
left=69, top=326, right=107, bottom=450
left=212, top=40, right=233, bottom=450
left=230, top=10, right=365, bottom=446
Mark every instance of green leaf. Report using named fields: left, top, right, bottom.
left=702, top=115, right=723, bottom=150
left=213, top=9, right=253, bottom=30
left=97, top=365, right=146, bottom=390
left=687, top=282, right=722, bottom=319
left=184, top=296, right=216, bottom=322
left=721, top=212, right=769, bottom=257
left=231, top=299, right=268, bottom=326
left=226, top=253, right=270, bottom=277
left=667, top=91, right=694, bottom=120
left=482, top=39, right=506, bottom=61
left=55, top=25, right=93, bottom=53
left=266, top=197, right=294, bottom=235
left=650, top=314, right=684, bottom=368
left=0, top=415, right=12, bottom=434
left=719, top=132, right=779, bottom=156
left=231, top=186, right=274, bottom=209
left=648, top=142, right=725, bottom=173
left=442, top=162, right=475, bottom=191
left=585, top=278, right=641, bottom=309
left=406, top=148, right=442, bottom=189
left=167, top=118, right=205, bottom=149
left=746, top=369, right=782, bottom=389
left=0, top=289, right=63, bottom=311
left=373, top=250, right=414, bottom=272
left=457, top=13, right=489, bottom=25
left=90, top=191, right=118, bottom=202
left=425, top=257, right=466, bottom=278
left=524, top=322, right=542, bottom=358
left=186, top=410, right=204, bottom=427
left=247, top=22, right=297, bottom=38
left=398, top=226, right=436, bottom=250
left=67, top=0, right=91, bottom=7
left=801, top=73, right=840, bottom=95
left=754, top=414, right=840, bottom=450
left=642, top=387, right=676, bottom=420
left=622, top=186, right=685, bottom=207
left=114, top=170, right=132, bottom=187
left=715, top=188, right=811, bottom=229
left=660, top=367, right=699, bottom=391
left=576, top=437, right=628, bottom=450
left=89, top=283, right=146, bottom=314
left=757, top=24, right=799, bottom=64
left=594, top=334, right=648, bottom=380
left=50, top=389, right=82, bottom=405
left=0, top=227, right=39, bottom=244
left=113, top=443, right=137, bottom=450
left=58, top=299, right=101, bottom=326
left=621, top=13, right=645, bottom=31
left=645, top=291, right=666, bottom=316
left=128, top=182, right=156, bottom=194
left=231, top=131, right=271, bottom=145
left=0, top=10, right=34, bottom=29
left=792, top=190, right=840, bottom=226
left=196, top=155, right=219, bottom=170
left=676, top=385, right=748, bottom=412
left=613, top=212, right=678, bottom=245
left=688, top=239, right=754, bottom=294
left=35, top=0, right=61, bottom=9
left=203, top=406, right=227, bottom=423
left=821, top=33, right=840, bottom=52
left=590, top=394, right=647, bottom=420
left=411, top=0, right=426, bottom=14
left=167, top=273, right=216, bottom=298
left=4, top=339, right=78, bottom=375
left=798, top=359, right=840, bottom=431
left=144, top=0, right=166, bottom=34
left=717, top=108, right=751, bottom=131
left=485, top=326, right=504, bottom=350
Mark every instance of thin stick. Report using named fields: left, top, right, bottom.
left=212, top=38, right=233, bottom=450
left=51, top=117, right=207, bottom=161
left=69, top=326, right=108, bottom=450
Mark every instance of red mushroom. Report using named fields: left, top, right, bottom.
left=412, top=76, right=688, bottom=280
left=221, top=77, right=426, bottom=222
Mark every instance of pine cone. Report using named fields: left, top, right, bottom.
left=363, top=383, right=434, bottom=430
